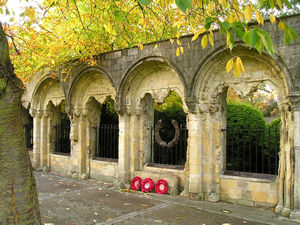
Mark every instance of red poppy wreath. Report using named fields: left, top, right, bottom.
left=141, top=178, right=155, bottom=192
left=155, top=179, right=169, bottom=194
left=130, top=176, right=142, bottom=191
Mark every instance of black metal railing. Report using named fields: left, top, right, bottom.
left=225, top=124, right=280, bottom=175
left=150, top=124, right=187, bottom=167
left=24, top=124, right=33, bottom=149
left=55, top=124, right=71, bottom=154
left=94, top=124, right=119, bottom=160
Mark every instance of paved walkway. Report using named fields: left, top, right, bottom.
left=36, top=172, right=297, bottom=225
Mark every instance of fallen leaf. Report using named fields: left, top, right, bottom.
left=154, top=220, right=162, bottom=223
left=124, top=203, right=131, bottom=206
left=106, top=194, right=109, bottom=196
left=73, top=185, right=77, bottom=187
left=66, top=208, right=70, bottom=210
left=222, top=223, right=231, bottom=225
left=221, top=210, right=231, bottom=214
left=94, top=212, right=98, bottom=215
left=93, top=220, right=96, bottom=223
left=106, top=218, right=113, bottom=221
left=243, top=221, right=247, bottom=224
left=98, top=188, right=102, bottom=191
left=78, top=193, right=81, bottom=195
left=141, top=204, right=149, bottom=207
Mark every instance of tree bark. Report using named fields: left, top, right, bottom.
left=0, top=24, right=41, bottom=224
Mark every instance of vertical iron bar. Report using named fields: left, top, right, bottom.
left=249, top=127, right=251, bottom=173
left=262, top=127, right=265, bottom=174
left=255, top=129, right=258, bottom=173
left=268, top=126, right=271, bottom=174
left=150, top=126, right=153, bottom=163
left=230, top=127, right=233, bottom=171
left=275, top=123, right=279, bottom=174
left=243, top=126, right=246, bottom=172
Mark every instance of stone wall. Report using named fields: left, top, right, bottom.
left=23, top=15, right=300, bottom=222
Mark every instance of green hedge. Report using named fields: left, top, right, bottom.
left=226, top=102, right=280, bottom=174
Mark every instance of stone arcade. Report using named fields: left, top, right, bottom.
left=22, top=15, right=300, bottom=222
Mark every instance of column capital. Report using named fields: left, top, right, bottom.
left=288, top=93, right=300, bottom=111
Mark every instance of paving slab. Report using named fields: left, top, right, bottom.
left=35, top=172, right=298, bottom=225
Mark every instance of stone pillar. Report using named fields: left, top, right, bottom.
left=30, top=109, right=42, bottom=169
left=70, top=109, right=80, bottom=178
left=117, top=103, right=131, bottom=184
left=40, top=110, right=49, bottom=170
left=71, top=109, right=88, bottom=179
left=289, top=94, right=300, bottom=221
left=187, top=112, right=202, bottom=199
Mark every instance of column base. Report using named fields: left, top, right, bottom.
left=282, top=207, right=291, bottom=217
left=275, top=204, right=283, bottom=214
left=290, top=210, right=300, bottom=223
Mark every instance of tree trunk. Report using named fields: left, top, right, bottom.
left=0, top=24, right=41, bottom=224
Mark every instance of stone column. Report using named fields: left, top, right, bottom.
left=40, top=110, right=49, bottom=171
left=70, top=109, right=80, bottom=178
left=187, top=112, right=202, bottom=199
left=117, top=104, right=131, bottom=185
left=30, top=109, right=42, bottom=169
left=289, top=94, right=300, bottom=222
left=78, top=109, right=88, bottom=178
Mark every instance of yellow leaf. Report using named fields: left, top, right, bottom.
left=176, top=47, right=180, bottom=57
left=276, top=0, right=282, bottom=9
left=236, top=57, right=245, bottom=73
left=24, top=7, right=36, bottom=20
left=191, top=27, right=206, bottom=42
left=170, top=38, right=174, bottom=44
left=226, top=32, right=230, bottom=46
left=255, top=10, right=264, bottom=25
left=180, top=47, right=184, bottom=54
left=226, top=58, right=234, bottom=73
left=270, top=14, right=276, bottom=24
left=244, top=5, right=252, bottom=22
left=226, top=14, right=234, bottom=23
left=177, top=39, right=181, bottom=46
left=233, top=60, right=242, bottom=77
left=138, top=43, right=143, bottom=51
left=201, top=35, right=208, bottom=49
left=191, top=33, right=199, bottom=42
left=155, top=44, right=158, bottom=48
left=209, top=34, right=214, bottom=47
left=278, top=21, right=286, bottom=30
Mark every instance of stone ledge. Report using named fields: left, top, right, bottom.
left=133, top=170, right=179, bottom=195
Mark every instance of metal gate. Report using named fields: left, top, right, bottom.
left=150, top=120, right=187, bottom=167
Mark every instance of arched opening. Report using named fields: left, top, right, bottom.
left=190, top=46, right=292, bottom=205
left=68, top=69, right=118, bottom=179
left=150, top=90, right=187, bottom=167
left=95, top=97, right=119, bottom=161
left=21, top=106, right=33, bottom=150
left=225, top=84, right=280, bottom=176
left=53, top=100, right=71, bottom=155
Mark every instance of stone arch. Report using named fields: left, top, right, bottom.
left=189, top=45, right=294, bottom=213
left=30, top=77, right=68, bottom=171
left=68, top=69, right=117, bottom=179
left=119, top=58, right=188, bottom=113
left=32, top=77, right=66, bottom=111
left=69, top=69, right=116, bottom=110
left=192, top=46, right=291, bottom=101
left=116, top=58, right=188, bottom=192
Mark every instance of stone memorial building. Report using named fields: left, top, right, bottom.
left=22, top=15, right=300, bottom=222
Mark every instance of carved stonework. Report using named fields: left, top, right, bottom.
left=198, top=101, right=220, bottom=114
left=185, top=96, right=198, bottom=113
left=288, top=93, right=300, bottom=111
